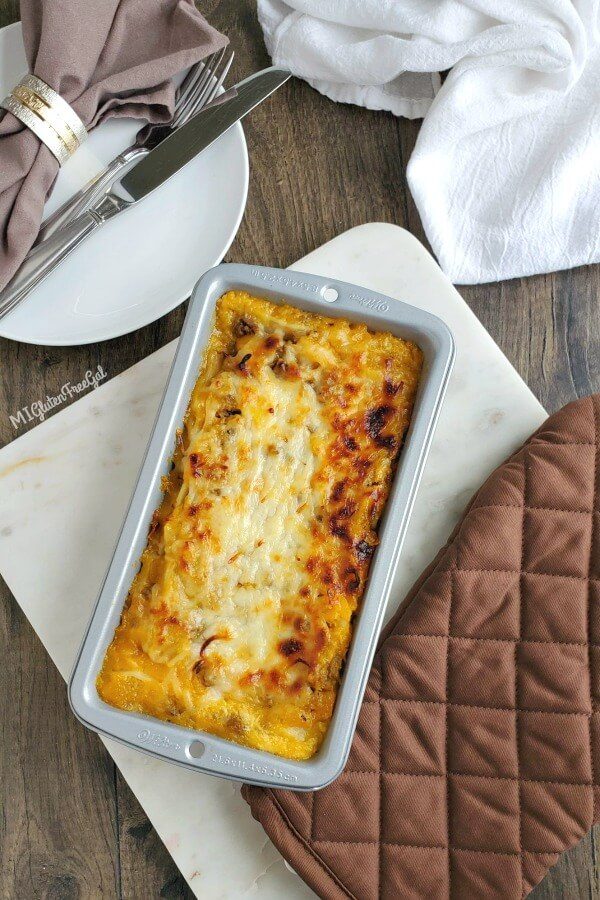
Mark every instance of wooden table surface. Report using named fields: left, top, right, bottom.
left=1, top=2, right=599, bottom=897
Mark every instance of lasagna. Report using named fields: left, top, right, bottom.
left=97, top=291, right=422, bottom=760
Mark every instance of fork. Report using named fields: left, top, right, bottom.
left=36, top=47, right=234, bottom=244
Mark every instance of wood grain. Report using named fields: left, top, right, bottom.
left=1, top=1, right=599, bottom=897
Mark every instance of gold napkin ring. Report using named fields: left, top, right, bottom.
left=1, top=74, right=87, bottom=165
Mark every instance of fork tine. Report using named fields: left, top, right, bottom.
left=177, top=48, right=234, bottom=126
left=173, top=46, right=226, bottom=127
left=173, top=52, right=218, bottom=123
left=172, top=52, right=218, bottom=122
left=175, top=58, right=206, bottom=105
left=181, top=46, right=226, bottom=116
left=204, top=50, right=235, bottom=107
left=199, top=48, right=233, bottom=107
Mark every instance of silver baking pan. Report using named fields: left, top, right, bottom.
left=69, top=263, right=454, bottom=791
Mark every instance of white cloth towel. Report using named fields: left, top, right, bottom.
left=258, top=0, right=600, bottom=285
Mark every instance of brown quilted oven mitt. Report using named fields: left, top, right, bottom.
left=243, top=395, right=600, bottom=899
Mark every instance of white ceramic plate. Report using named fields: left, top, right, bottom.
left=0, top=22, right=249, bottom=346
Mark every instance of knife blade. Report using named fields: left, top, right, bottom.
left=120, top=67, right=289, bottom=202
left=0, top=67, right=290, bottom=321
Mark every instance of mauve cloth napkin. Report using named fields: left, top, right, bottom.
left=257, top=0, right=600, bottom=285
left=0, top=0, right=227, bottom=290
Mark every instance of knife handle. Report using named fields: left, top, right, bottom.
left=0, top=193, right=129, bottom=322
left=36, top=149, right=143, bottom=245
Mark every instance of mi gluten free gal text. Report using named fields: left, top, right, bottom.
left=9, top=364, right=107, bottom=429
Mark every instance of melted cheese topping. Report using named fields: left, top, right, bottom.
left=97, top=292, right=422, bottom=759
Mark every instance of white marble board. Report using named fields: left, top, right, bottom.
left=0, top=224, right=546, bottom=898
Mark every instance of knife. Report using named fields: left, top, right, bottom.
left=0, top=67, right=290, bottom=321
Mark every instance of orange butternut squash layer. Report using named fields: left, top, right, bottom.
left=97, top=291, right=422, bottom=759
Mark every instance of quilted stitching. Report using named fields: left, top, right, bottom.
left=243, top=396, right=600, bottom=899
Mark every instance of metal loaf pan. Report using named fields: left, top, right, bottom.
left=69, top=263, right=454, bottom=791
